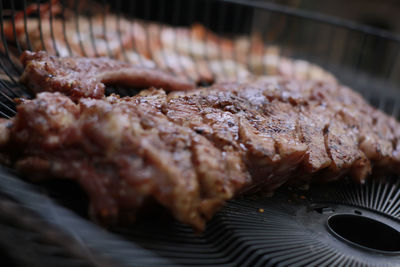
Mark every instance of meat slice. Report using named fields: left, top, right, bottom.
left=322, top=112, right=371, bottom=182
left=336, top=105, right=393, bottom=166
left=298, top=105, right=332, bottom=173
left=3, top=77, right=400, bottom=230
left=230, top=80, right=330, bottom=176
left=5, top=1, right=337, bottom=85
left=164, top=89, right=305, bottom=193
left=206, top=80, right=383, bottom=181
left=163, top=92, right=252, bottom=194
left=20, top=51, right=195, bottom=101
left=5, top=91, right=252, bottom=230
left=261, top=100, right=306, bottom=166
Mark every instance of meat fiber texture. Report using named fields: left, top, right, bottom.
left=2, top=75, right=400, bottom=231
left=20, top=50, right=195, bottom=101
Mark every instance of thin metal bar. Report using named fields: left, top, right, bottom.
left=171, top=0, right=191, bottom=81
left=74, top=0, right=87, bottom=57
left=88, top=14, right=99, bottom=57
left=0, top=2, right=20, bottom=85
left=0, top=78, right=19, bottom=102
left=60, top=0, right=72, bottom=56
left=271, top=13, right=288, bottom=76
left=116, top=0, right=128, bottom=62
left=324, top=25, right=336, bottom=67
left=48, top=0, right=59, bottom=56
left=157, top=0, right=173, bottom=73
left=0, top=95, right=16, bottom=115
left=244, top=8, right=255, bottom=75
left=143, top=0, right=162, bottom=70
left=202, top=0, right=215, bottom=82
left=266, top=11, right=284, bottom=46
left=274, top=14, right=292, bottom=77
left=143, top=0, right=153, bottom=63
left=302, top=18, right=318, bottom=62
left=221, top=0, right=400, bottom=43
left=251, top=15, right=269, bottom=76
left=395, top=100, right=400, bottom=120
left=128, top=1, right=144, bottom=66
left=101, top=0, right=113, bottom=58
left=0, top=55, right=19, bottom=91
left=186, top=0, right=201, bottom=82
left=260, top=10, right=273, bottom=76
left=36, top=0, right=47, bottom=51
left=384, top=44, right=400, bottom=84
left=385, top=97, right=397, bottom=117
left=353, top=34, right=368, bottom=92
left=0, top=78, right=15, bottom=96
left=231, top=4, right=242, bottom=78
left=0, top=94, right=16, bottom=111
left=378, top=96, right=386, bottom=112
left=339, top=31, right=351, bottom=73
left=0, top=109, right=11, bottom=119
left=354, top=34, right=367, bottom=73
left=367, top=37, right=383, bottom=77
left=216, top=1, right=228, bottom=78
left=22, top=0, right=33, bottom=51
left=279, top=15, right=295, bottom=57
left=10, top=0, right=22, bottom=55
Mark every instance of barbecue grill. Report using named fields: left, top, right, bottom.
left=1, top=0, right=400, bottom=266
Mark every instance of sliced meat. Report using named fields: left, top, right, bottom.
left=4, top=77, right=400, bottom=230
left=20, top=51, right=195, bottom=101
left=322, top=113, right=371, bottom=182
left=298, top=104, right=332, bottom=173
left=6, top=92, right=251, bottom=230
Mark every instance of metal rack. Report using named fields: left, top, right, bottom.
left=0, top=1, right=400, bottom=266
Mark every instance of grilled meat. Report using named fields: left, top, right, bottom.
left=2, top=77, right=400, bottom=230
left=2, top=91, right=250, bottom=230
left=20, top=51, right=195, bottom=100
left=4, top=2, right=336, bottom=84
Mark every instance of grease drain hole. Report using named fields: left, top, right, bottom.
left=327, top=214, right=400, bottom=253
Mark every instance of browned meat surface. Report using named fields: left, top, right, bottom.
left=20, top=51, right=195, bottom=100
left=2, top=78, right=400, bottom=230
left=4, top=2, right=336, bottom=84
left=3, top=91, right=250, bottom=230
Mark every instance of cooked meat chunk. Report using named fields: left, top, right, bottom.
left=4, top=92, right=250, bottom=230
left=3, top=77, right=400, bottom=230
left=4, top=1, right=336, bottom=84
left=20, top=51, right=195, bottom=100
left=297, top=105, right=332, bottom=173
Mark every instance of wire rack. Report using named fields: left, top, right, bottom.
left=1, top=0, right=400, bottom=266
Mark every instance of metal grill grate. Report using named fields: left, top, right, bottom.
left=1, top=1, right=400, bottom=266
left=0, top=166, right=399, bottom=266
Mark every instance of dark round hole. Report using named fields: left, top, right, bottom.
left=327, top=214, right=400, bottom=253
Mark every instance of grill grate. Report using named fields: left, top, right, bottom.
left=0, top=166, right=399, bottom=266
left=1, top=0, right=400, bottom=266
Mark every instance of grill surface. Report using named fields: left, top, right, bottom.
left=0, top=166, right=399, bottom=266
left=1, top=0, right=400, bottom=266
